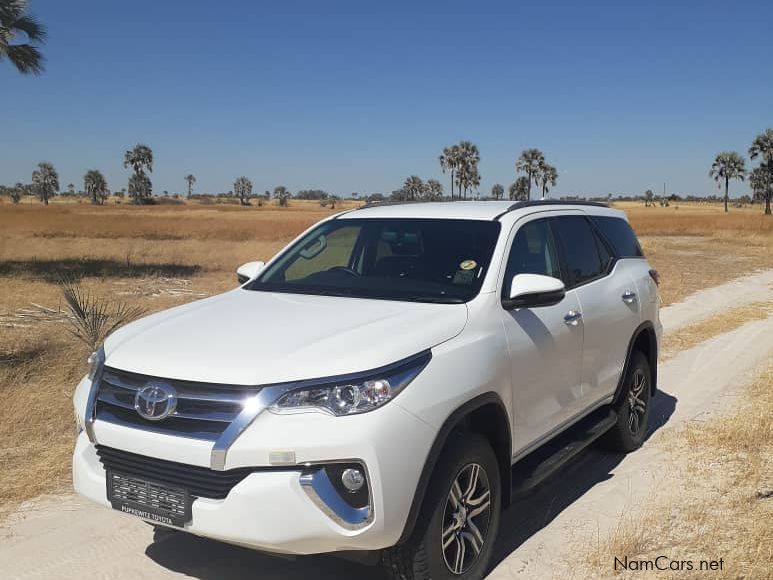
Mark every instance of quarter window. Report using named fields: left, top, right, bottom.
left=590, top=216, right=644, bottom=258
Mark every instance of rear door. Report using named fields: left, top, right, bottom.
left=550, top=215, right=642, bottom=408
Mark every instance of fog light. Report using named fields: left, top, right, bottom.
left=341, top=468, right=365, bottom=492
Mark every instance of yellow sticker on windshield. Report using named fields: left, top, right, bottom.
left=460, top=260, right=477, bottom=271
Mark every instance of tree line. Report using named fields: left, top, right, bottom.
left=393, top=142, right=559, bottom=202
left=709, top=128, right=773, bottom=215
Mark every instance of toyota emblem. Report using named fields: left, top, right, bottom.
left=134, top=382, right=178, bottom=421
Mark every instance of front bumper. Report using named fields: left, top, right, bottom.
left=72, top=399, right=436, bottom=555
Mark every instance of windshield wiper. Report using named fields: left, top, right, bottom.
left=401, top=295, right=465, bottom=304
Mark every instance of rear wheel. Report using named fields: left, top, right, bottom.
left=601, top=350, right=651, bottom=452
left=382, top=433, right=501, bottom=580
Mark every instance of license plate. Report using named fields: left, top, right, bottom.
left=106, top=470, right=191, bottom=527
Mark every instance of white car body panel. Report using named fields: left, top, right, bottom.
left=573, top=259, right=644, bottom=406
left=105, top=290, right=467, bottom=385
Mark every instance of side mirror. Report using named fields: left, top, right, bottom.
left=236, top=261, right=265, bottom=284
left=502, top=274, right=565, bottom=310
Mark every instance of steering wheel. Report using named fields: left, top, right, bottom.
left=328, top=266, right=361, bottom=277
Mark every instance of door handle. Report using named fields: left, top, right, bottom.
left=622, top=290, right=637, bottom=304
left=564, top=310, right=582, bottom=326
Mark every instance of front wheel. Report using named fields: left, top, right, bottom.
left=382, top=433, right=501, bottom=580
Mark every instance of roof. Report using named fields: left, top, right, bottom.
left=338, top=200, right=616, bottom=221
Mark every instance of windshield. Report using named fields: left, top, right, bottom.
left=246, top=218, right=501, bottom=303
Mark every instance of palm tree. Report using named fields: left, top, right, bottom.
left=749, top=128, right=773, bottom=215
left=184, top=174, right=196, bottom=198
left=709, top=151, right=746, bottom=213
left=508, top=176, right=529, bottom=201
left=456, top=141, right=480, bottom=200
left=123, top=144, right=153, bottom=204
left=234, top=177, right=253, bottom=206
left=468, top=167, right=481, bottom=198
left=128, top=173, right=151, bottom=203
left=515, top=148, right=545, bottom=200
left=538, top=163, right=558, bottom=198
left=0, top=0, right=46, bottom=75
left=491, top=184, right=504, bottom=200
left=749, top=128, right=773, bottom=162
left=439, top=145, right=461, bottom=200
left=749, top=162, right=772, bottom=216
left=31, top=162, right=58, bottom=205
left=403, top=175, right=424, bottom=201
left=84, top=170, right=108, bottom=205
left=425, top=179, right=443, bottom=201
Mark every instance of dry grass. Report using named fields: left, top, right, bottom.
left=577, top=363, right=773, bottom=580
left=660, top=301, right=773, bottom=359
left=637, top=235, right=772, bottom=306
left=617, top=203, right=773, bottom=306
left=0, top=199, right=770, bottom=514
left=621, top=201, right=772, bottom=238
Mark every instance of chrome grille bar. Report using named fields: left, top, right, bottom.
left=95, top=368, right=263, bottom=446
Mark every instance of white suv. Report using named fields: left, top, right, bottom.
left=73, top=200, right=661, bottom=580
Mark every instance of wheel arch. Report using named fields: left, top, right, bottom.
left=396, top=392, right=512, bottom=544
left=613, top=321, right=658, bottom=405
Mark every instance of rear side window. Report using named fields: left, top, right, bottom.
left=551, top=216, right=607, bottom=287
left=591, top=216, right=643, bottom=258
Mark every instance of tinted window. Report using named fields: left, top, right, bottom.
left=503, top=219, right=561, bottom=293
left=551, top=216, right=606, bottom=287
left=591, top=216, right=643, bottom=257
left=593, top=229, right=614, bottom=272
left=249, top=218, right=501, bottom=303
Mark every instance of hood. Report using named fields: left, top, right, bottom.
left=104, top=289, right=468, bottom=385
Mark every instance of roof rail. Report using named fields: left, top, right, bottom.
left=494, top=199, right=608, bottom=220
left=358, top=199, right=469, bottom=209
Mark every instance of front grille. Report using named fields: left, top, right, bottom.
left=96, top=445, right=256, bottom=499
left=95, top=367, right=261, bottom=440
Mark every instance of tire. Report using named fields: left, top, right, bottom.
left=381, top=433, right=501, bottom=580
left=601, top=350, right=652, bottom=452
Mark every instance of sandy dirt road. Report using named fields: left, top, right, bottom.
left=1, top=271, right=772, bottom=580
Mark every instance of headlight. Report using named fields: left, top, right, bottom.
left=271, top=351, right=431, bottom=416
left=87, top=346, right=105, bottom=381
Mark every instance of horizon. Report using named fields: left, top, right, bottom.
left=2, top=0, right=772, bottom=198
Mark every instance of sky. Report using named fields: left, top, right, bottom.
left=2, top=0, right=772, bottom=198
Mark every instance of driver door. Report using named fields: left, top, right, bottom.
left=499, top=216, right=584, bottom=453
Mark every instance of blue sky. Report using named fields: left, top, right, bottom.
left=3, top=0, right=772, bottom=197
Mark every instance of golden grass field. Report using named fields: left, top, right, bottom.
left=0, top=198, right=771, bottom=516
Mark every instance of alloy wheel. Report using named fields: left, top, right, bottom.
left=627, top=368, right=647, bottom=435
left=441, top=463, right=492, bottom=575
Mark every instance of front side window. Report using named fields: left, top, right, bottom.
left=502, top=219, right=561, bottom=295
left=551, top=215, right=607, bottom=287
left=247, top=218, right=501, bottom=303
